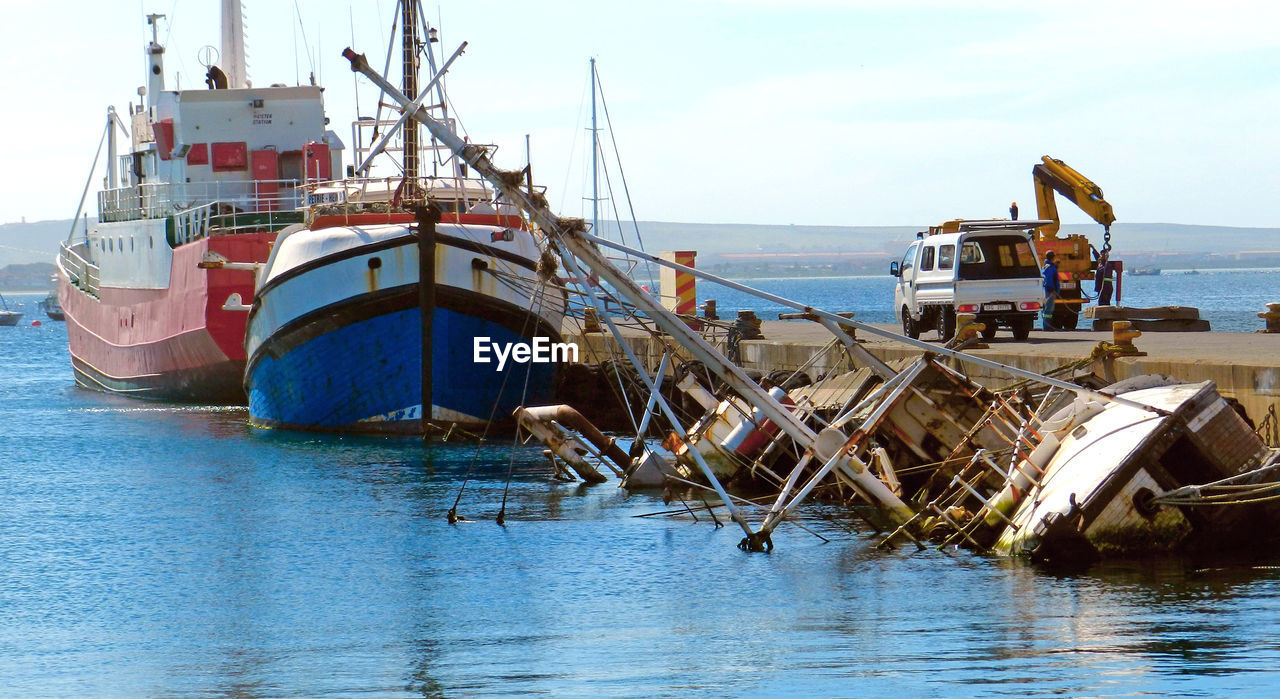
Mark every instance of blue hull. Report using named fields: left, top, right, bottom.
left=246, top=292, right=559, bottom=434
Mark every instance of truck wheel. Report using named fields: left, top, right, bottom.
left=936, top=307, right=956, bottom=341
left=1011, top=316, right=1033, bottom=340
left=980, top=321, right=998, bottom=340
left=902, top=307, right=920, bottom=339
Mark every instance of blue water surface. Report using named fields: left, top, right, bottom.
left=701, top=268, right=1280, bottom=333
left=4, top=290, right=1280, bottom=696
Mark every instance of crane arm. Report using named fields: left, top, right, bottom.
left=1031, top=155, right=1116, bottom=240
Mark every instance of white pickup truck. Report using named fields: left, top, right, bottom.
left=890, top=220, right=1046, bottom=341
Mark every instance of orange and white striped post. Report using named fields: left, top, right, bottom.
left=659, top=250, right=699, bottom=329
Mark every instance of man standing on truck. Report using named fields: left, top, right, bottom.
left=1042, top=251, right=1061, bottom=330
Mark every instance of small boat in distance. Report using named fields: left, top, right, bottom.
left=37, top=291, right=64, bottom=321
left=1130, top=266, right=1160, bottom=276
left=0, top=293, right=23, bottom=326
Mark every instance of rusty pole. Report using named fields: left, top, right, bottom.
left=416, top=203, right=440, bottom=437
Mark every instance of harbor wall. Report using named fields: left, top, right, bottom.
left=565, top=328, right=1280, bottom=427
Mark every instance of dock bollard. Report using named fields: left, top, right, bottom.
left=583, top=307, right=602, bottom=333
left=1259, top=303, right=1280, bottom=333
left=1111, top=320, right=1144, bottom=356
left=952, top=313, right=988, bottom=349
left=735, top=311, right=764, bottom=339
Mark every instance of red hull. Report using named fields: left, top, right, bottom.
left=59, top=233, right=275, bottom=404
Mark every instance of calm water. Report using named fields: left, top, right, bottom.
left=703, top=267, right=1280, bottom=333
left=4, top=287, right=1280, bottom=696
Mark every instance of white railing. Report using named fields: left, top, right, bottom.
left=172, top=202, right=216, bottom=247
left=301, top=175, right=530, bottom=219
left=98, top=179, right=308, bottom=223
left=58, top=240, right=100, bottom=297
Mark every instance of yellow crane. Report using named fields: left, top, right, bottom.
left=1029, top=155, right=1116, bottom=330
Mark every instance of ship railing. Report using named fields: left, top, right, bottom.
left=57, top=239, right=100, bottom=298
left=97, top=179, right=309, bottom=224
left=300, top=175, right=529, bottom=219
left=172, top=202, right=216, bottom=247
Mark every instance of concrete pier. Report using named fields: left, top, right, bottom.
left=567, top=321, right=1280, bottom=426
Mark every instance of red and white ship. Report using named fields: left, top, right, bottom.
left=57, top=5, right=342, bottom=403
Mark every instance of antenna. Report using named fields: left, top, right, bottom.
left=146, top=13, right=166, bottom=45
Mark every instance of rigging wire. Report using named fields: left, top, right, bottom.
left=497, top=280, right=551, bottom=525
left=559, top=70, right=592, bottom=222
left=450, top=260, right=557, bottom=524
left=292, top=0, right=316, bottom=81
left=349, top=5, right=361, bottom=117
left=594, top=68, right=658, bottom=291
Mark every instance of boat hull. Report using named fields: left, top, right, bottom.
left=244, top=222, right=565, bottom=434
left=246, top=285, right=558, bottom=433
left=58, top=231, right=275, bottom=404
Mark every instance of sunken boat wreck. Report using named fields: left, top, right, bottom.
left=340, top=45, right=1280, bottom=566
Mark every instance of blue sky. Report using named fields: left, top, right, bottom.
left=2, top=0, right=1278, bottom=228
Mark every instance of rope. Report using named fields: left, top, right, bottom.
left=496, top=280, right=551, bottom=526
left=450, top=271, right=550, bottom=524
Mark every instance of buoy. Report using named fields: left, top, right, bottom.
left=31, top=320, right=41, bottom=327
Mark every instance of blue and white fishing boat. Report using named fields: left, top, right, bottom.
left=243, top=203, right=564, bottom=433
left=242, top=2, right=565, bottom=433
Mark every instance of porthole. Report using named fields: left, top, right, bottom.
left=367, top=257, right=382, bottom=269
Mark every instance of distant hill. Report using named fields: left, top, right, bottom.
left=0, top=262, right=57, bottom=291
left=3, top=216, right=1277, bottom=268
left=624, top=220, right=1280, bottom=256
left=0, top=218, right=85, bottom=267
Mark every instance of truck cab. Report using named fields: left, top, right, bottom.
left=890, top=220, right=1048, bottom=341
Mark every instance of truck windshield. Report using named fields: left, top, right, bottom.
left=957, top=235, right=1040, bottom=280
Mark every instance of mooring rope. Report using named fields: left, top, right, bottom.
left=451, top=272, right=551, bottom=525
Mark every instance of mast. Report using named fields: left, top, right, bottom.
left=106, top=108, right=119, bottom=190
left=145, top=13, right=166, bottom=107
left=401, top=0, right=419, bottom=180
left=590, top=58, right=599, bottom=235
left=220, top=0, right=247, bottom=88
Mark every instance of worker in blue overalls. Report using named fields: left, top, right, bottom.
left=1094, top=251, right=1116, bottom=306
left=1041, top=250, right=1060, bottom=331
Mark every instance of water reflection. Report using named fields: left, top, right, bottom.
left=7, top=324, right=1280, bottom=694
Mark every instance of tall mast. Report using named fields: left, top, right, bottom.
left=220, top=0, right=247, bottom=88
left=145, top=13, right=166, bottom=106
left=590, top=58, right=598, bottom=235
left=401, top=0, right=420, bottom=180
